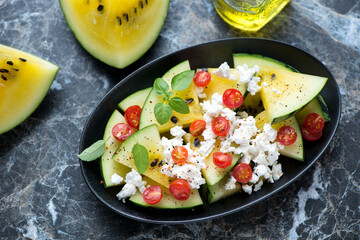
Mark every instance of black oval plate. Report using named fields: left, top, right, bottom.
left=79, top=38, right=341, bottom=224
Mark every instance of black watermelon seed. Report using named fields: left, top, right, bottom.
left=194, top=138, right=200, bottom=147
left=259, top=100, right=263, bottom=108
left=13, top=68, right=19, bottom=71
left=97, top=4, right=104, bottom=11
left=0, top=69, right=9, bottom=73
left=139, top=1, right=143, bottom=8
left=185, top=98, right=194, bottom=105
left=171, top=116, right=178, bottom=124
left=134, top=7, right=137, bottom=13
left=158, top=160, right=164, bottom=166
left=19, top=58, right=27, bottom=62
left=145, top=0, right=148, bottom=4
left=1, top=75, right=7, bottom=81
left=123, top=13, right=129, bottom=22
left=271, top=73, right=276, bottom=80
left=150, top=158, right=159, bottom=167
left=116, top=16, right=122, bottom=25
left=7, top=61, right=13, bottom=65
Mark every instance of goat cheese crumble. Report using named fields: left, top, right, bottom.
left=116, top=169, right=147, bottom=202
left=213, top=62, right=236, bottom=80
left=111, top=173, right=123, bottom=185
left=237, top=64, right=261, bottom=95
left=195, top=86, right=207, bottom=99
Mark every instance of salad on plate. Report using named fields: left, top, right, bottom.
left=79, top=53, right=330, bottom=208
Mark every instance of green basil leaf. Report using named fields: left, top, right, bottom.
left=78, top=139, right=105, bottom=162
left=171, top=70, right=195, bottom=91
left=169, top=97, right=190, bottom=114
left=165, top=91, right=173, bottom=99
left=132, top=143, right=149, bottom=174
left=153, top=78, right=169, bottom=96
left=154, top=103, right=172, bottom=125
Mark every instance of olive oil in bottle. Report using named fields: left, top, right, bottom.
left=212, top=0, right=291, bottom=31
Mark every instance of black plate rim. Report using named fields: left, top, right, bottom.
left=79, top=37, right=341, bottom=224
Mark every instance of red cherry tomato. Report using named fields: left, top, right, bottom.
left=171, top=146, right=188, bottom=165
left=193, top=71, right=211, bottom=87
left=142, top=185, right=162, bottom=204
left=169, top=179, right=191, bottom=201
left=276, top=126, right=297, bottom=146
left=125, top=105, right=142, bottom=129
left=112, top=123, right=133, bottom=141
left=301, top=125, right=323, bottom=141
left=190, top=119, right=206, bottom=137
left=211, top=116, right=230, bottom=136
left=303, top=113, right=324, bottom=134
left=213, top=152, right=233, bottom=168
left=232, top=163, right=252, bottom=183
left=222, top=89, right=243, bottom=108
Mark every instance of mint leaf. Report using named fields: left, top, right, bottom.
left=78, top=139, right=105, bottom=161
left=171, top=70, right=195, bottom=91
left=169, top=97, right=190, bottom=114
left=154, top=78, right=169, bottom=96
left=132, top=143, right=149, bottom=174
left=154, top=103, right=172, bottom=125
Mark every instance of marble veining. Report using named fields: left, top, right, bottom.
left=0, top=0, right=359, bottom=239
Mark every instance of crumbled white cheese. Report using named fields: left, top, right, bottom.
left=195, top=86, right=207, bottom=99
left=161, top=163, right=206, bottom=189
left=225, top=175, right=237, bottom=190
left=213, top=62, right=236, bottom=80
left=242, top=184, right=253, bottom=195
left=110, top=173, right=123, bottom=185
left=253, top=180, right=263, bottom=192
left=237, top=64, right=261, bottom=95
left=170, top=125, right=186, bottom=147
left=272, top=88, right=282, bottom=95
left=116, top=169, right=147, bottom=202
left=116, top=183, right=137, bottom=203
left=170, top=126, right=186, bottom=138
left=272, top=161, right=283, bottom=181
left=262, top=81, right=268, bottom=87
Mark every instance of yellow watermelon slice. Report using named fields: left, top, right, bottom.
left=59, top=0, right=170, bottom=68
left=0, top=44, right=58, bottom=135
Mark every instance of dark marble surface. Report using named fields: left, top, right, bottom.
left=0, top=0, right=359, bottom=239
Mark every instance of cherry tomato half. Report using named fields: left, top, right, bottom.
left=303, top=113, right=324, bottom=134
left=142, top=185, right=162, bottom=204
left=301, top=125, right=323, bottom=142
left=190, top=119, right=206, bottom=137
left=125, top=105, right=142, bottom=129
left=276, top=126, right=297, bottom=146
left=171, top=146, right=188, bottom=165
left=222, top=89, right=243, bottom=109
left=112, top=123, right=133, bottom=141
left=211, top=116, right=230, bottom=136
left=193, top=71, right=211, bottom=87
left=232, top=163, right=252, bottom=183
left=213, top=152, right=233, bottom=168
left=169, top=179, right=191, bottom=201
